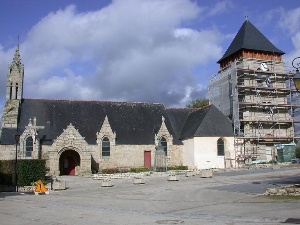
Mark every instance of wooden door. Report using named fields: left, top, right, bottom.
left=63, top=157, right=76, bottom=175
left=144, top=151, right=151, bottom=168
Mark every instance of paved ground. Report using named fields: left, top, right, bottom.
left=1, top=165, right=300, bottom=225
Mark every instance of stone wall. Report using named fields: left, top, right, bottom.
left=1, top=100, right=20, bottom=128
left=1, top=119, right=184, bottom=176
left=0, top=145, right=16, bottom=160
left=0, top=136, right=184, bottom=176
left=96, top=144, right=183, bottom=170
left=264, top=185, right=300, bottom=196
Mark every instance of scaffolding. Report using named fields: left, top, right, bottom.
left=208, top=57, right=300, bottom=166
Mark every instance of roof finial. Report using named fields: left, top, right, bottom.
left=245, top=15, right=249, bottom=21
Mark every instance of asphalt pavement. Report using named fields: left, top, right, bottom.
left=1, top=165, right=300, bottom=225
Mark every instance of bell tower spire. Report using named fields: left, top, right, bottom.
left=6, top=44, right=24, bottom=100
left=1, top=45, right=24, bottom=128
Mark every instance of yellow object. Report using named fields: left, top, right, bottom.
left=34, top=180, right=49, bottom=194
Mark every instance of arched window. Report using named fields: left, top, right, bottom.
left=161, top=137, right=167, bottom=156
left=217, top=138, right=225, bottom=156
left=25, top=136, right=33, bottom=157
left=102, top=137, right=110, bottom=156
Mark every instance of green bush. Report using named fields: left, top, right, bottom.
left=295, top=146, right=300, bottom=158
left=100, top=168, right=130, bottom=174
left=167, top=165, right=188, bottom=170
left=269, top=160, right=278, bottom=164
left=130, top=167, right=150, bottom=173
left=0, top=160, right=15, bottom=186
left=17, top=159, right=46, bottom=186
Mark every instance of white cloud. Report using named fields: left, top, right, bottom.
left=0, top=0, right=223, bottom=108
left=277, top=6, right=300, bottom=68
left=279, top=7, right=300, bottom=35
left=0, top=101, right=3, bottom=127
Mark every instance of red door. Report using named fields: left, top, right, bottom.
left=63, top=157, right=76, bottom=175
left=144, top=151, right=151, bottom=168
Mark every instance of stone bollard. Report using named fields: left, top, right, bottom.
left=133, top=177, right=145, bottom=184
left=168, top=172, right=179, bottom=181
left=200, top=169, right=213, bottom=178
left=272, top=164, right=280, bottom=170
left=185, top=171, right=195, bottom=177
left=102, top=178, right=113, bottom=187
left=52, top=180, right=66, bottom=190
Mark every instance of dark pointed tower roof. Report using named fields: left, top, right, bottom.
left=218, top=20, right=285, bottom=63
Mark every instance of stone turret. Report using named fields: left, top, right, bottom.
left=1, top=45, right=24, bottom=128
left=6, top=45, right=24, bottom=100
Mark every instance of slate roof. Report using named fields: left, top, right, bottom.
left=218, top=20, right=285, bottom=63
left=180, top=105, right=233, bottom=139
left=17, top=99, right=174, bottom=145
left=165, top=108, right=192, bottom=143
left=0, top=127, right=18, bottom=145
left=0, top=100, right=234, bottom=145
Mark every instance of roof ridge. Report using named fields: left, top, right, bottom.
left=22, top=98, right=164, bottom=105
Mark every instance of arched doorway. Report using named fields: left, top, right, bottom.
left=59, top=150, right=80, bottom=175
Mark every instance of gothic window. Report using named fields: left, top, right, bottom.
left=217, top=138, right=225, bottom=156
left=25, top=136, right=33, bottom=157
left=161, top=137, right=167, bottom=156
left=102, top=137, right=110, bottom=157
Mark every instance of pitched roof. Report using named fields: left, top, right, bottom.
left=218, top=20, right=285, bottom=63
left=180, top=105, right=233, bottom=139
left=0, top=127, right=18, bottom=145
left=18, top=99, right=173, bottom=145
left=165, top=108, right=192, bottom=144
left=0, top=100, right=233, bottom=145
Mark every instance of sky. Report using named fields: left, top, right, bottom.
left=0, top=0, right=300, bottom=121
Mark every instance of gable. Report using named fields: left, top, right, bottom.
left=180, top=105, right=233, bottom=139
left=194, top=105, right=233, bottom=137
left=165, top=108, right=191, bottom=144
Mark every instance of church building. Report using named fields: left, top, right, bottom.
left=0, top=45, right=235, bottom=175
left=7, top=19, right=289, bottom=175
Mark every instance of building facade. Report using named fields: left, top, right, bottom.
left=0, top=46, right=235, bottom=175
left=208, top=19, right=300, bottom=163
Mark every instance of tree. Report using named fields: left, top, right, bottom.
left=186, top=98, right=209, bottom=109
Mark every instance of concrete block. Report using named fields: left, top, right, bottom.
left=102, top=179, right=113, bottom=187
left=52, top=180, right=66, bottom=190
left=168, top=175, right=179, bottom=181
left=133, top=177, right=145, bottom=184
left=185, top=171, right=195, bottom=177
left=19, top=186, right=35, bottom=193
left=200, top=169, right=213, bottom=178
left=272, top=165, right=280, bottom=170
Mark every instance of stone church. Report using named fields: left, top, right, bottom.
left=0, top=45, right=234, bottom=175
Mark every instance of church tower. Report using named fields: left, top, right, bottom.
left=208, top=19, right=299, bottom=162
left=1, top=45, right=24, bottom=128
left=6, top=45, right=24, bottom=100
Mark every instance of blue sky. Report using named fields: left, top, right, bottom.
left=0, top=0, right=300, bottom=120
